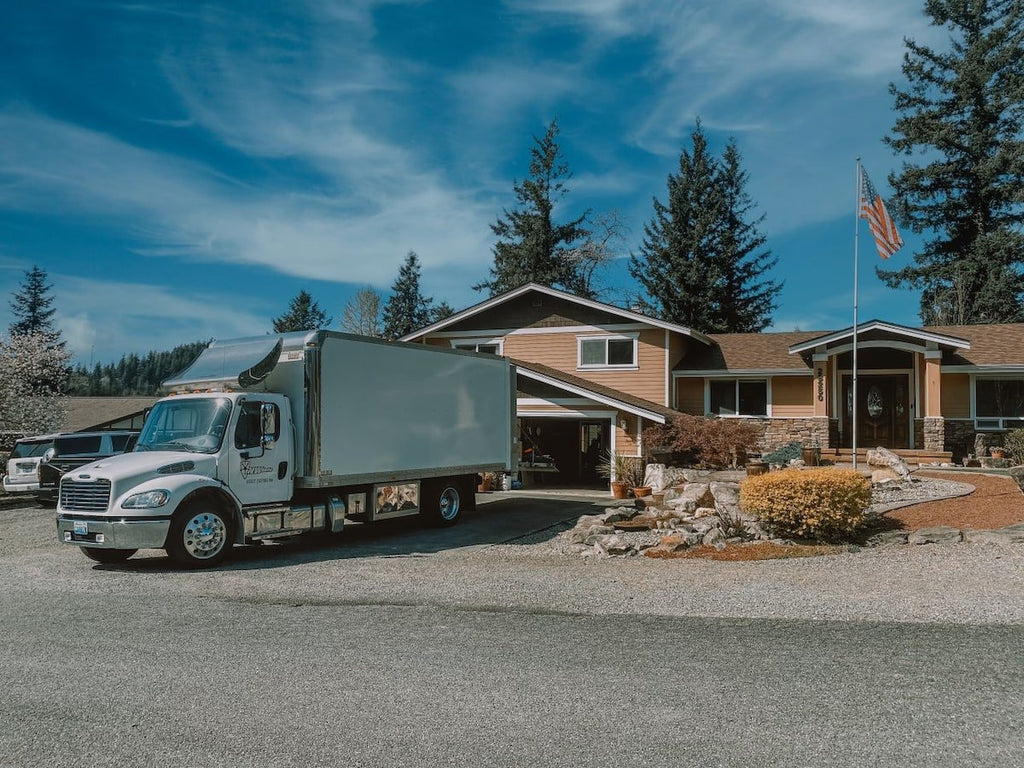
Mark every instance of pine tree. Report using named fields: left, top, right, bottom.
left=382, top=252, right=434, bottom=340
left=629, top=122, right=724, bottom=330
left=340, top=288, right=383, bottom=337
left=9, top=265, right=62, bottom=344
left=878, top=0, right=1024, bottom=324
left=271, top=290, right=332, bottom=333
left=711, top=140, right=781, bottom=332
left=476, top=119, right=589, bottom=295
left=431, top=301, right=455, bottom=323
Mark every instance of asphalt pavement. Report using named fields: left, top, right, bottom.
left=1, top=493, right=1022, bottom=767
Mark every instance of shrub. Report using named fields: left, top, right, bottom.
left=642, top=414, right=759, bottom=469
left=1002, top=428, right=1024, bottom=463
left=762, top=440, right=803, bottom=466
left=739, top=468, right=872, bottom=542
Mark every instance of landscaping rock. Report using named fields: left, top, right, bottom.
left=1008, top=466, right=1024, bottom=496
left=693, top=506, right=716, bottom=518
left=866, top=446, right=913, bottom=482
left=709, top=481, right=740, bottom=507
left=664, top=483, right=714, bottom=514
left=964, top=528, right=1024, bottom=545
left=865, top=530, right=910, bottom=547
left=594, top=534, right=633, bottom=556
left=702, top=528, right=727, bottom=548
left=871, top=468, right=901, bottom=483
left=907, top=526, right=962, bottom=545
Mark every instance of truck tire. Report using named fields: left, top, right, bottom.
left=423, top=480, right=462, bottom=527
left=81, top=547, right=137, bottom=564
left=166, top=501, right=233, bottom=568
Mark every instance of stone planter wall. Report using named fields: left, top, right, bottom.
left=944, top=419, right=980, bottom=463
left=746, top=418, right=831, bottom=452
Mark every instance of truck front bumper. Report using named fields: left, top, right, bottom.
left=57, top=515, right=171, bottom=550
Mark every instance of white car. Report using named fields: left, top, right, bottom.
left=3, top=434, right=59, bottom=494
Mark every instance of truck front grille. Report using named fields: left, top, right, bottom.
left=60, top=479, right=112, bottom=512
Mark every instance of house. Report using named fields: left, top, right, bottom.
left=402, top=283, right=1024, bottom=477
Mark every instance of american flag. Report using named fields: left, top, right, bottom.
left=859, top=169, right=903, bottom=259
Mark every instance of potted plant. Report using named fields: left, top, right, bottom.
left=991, top=446, right=1007, bottom=460
left=599, top=452, right=643, bottom=499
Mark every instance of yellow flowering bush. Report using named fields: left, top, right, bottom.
left=739, top=468, right=872, bottom=541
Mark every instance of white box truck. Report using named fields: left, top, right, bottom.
left=56, top=331, right=516, bottom=567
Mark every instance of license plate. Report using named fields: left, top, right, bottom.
left=73, top=521, right=88, bottom=535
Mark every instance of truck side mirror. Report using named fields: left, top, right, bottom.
left=261, top=403, right=279, bottom=449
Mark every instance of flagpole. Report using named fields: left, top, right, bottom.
left=852, top=159, right=861, bottom=470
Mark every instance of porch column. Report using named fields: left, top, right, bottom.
left=923, top=351, right=945, bottom=451
left=812, top=355, right=833, bottom=448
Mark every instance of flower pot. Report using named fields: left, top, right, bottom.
left=991, top=448, right=1006, bottom=459
left=746, top=461, right=768, bottom=477
left=632, top=486, right=652, bottom=498
left=801, top=446, right=821, bottom=466
left=610, top=481, right=629, bottom=499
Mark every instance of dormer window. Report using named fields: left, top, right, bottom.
left=577, top=334, right=638, bottom=369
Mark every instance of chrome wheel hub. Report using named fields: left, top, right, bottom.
left=183, top=512, right=226, bottom=559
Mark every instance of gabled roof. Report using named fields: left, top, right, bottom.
left=400, top=282, right=713, bottom=345
left=787, top=320, right=970, bottom=355
left=513, top=359, right=675, bottom=423
left=63, top=397, right=158, bottom=432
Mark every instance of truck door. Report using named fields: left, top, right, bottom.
left=227, top=398, right=292, bottom=506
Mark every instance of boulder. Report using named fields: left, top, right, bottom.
left=664, top=483, right=714, bottom=514
left=871, top=468, right=901, bottom=484
left=702, top=528, right=727, bottom=548
left=964, top=527, right=1024, bottom=545
left=1008, top=466, right=1024, bottom=496
left=865, top=530, right=910, bottom=547
left=866, top=446, right=913, bottom=482
left=593, top=534, right=634, bottom=556
left=907, top=526, right=962, bottom=545
left=709, top=481, right=740, bottom=507
left=642, top=464, right=668, bottom=493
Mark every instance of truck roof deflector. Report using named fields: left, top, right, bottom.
left=162, top=336, right=284, bottom=391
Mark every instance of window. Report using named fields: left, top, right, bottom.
left=235, top=401, right=264, bottom=450
left=708, top=380, right=768, bottom=416
left=578, top=335, right=637, bottom=368
left=451, top=339, right=502, bottom=355
left=975, top=378, right=1024, bottom=428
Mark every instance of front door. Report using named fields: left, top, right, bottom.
left=841, top=375, right=910, bottom=449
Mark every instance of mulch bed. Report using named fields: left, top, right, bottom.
left=883, top=470, right=1024, bottom=531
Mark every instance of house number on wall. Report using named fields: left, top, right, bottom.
left=816, top=367, right=824, bottom=402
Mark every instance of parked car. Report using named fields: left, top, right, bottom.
left=36, top=431, right=139, bottom=505
left=3, top=434, right=60, bottom=495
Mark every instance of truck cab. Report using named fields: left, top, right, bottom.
left=56, top=391, right=296, bottom=567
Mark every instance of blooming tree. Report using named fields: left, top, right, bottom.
left=0, top=331, right=70, bottom=436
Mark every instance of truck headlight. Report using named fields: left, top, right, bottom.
left=122, top=490, right=171, bottom=509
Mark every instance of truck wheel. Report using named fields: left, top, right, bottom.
left=424, top=481, right=462, bottom=527
left=166, top=502, right=233, bottom=568
left=81, top=547, right=137, bottom=564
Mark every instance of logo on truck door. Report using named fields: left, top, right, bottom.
left=240, top=460, right=275, bottom=480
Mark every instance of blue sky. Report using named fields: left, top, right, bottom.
left=0, top=0, right=947, bottom=365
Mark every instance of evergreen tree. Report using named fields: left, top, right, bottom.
left=431, top=301, right=455, bottom=323
left=9, top=265, right=62, bottom=343
left=271, top=290, right=332, bottom=333
left=476, top=119, right=589, bottom=295
left=382, top=252, right=434, bottom=340
left=712, top=140, right=781, bottom=332
left=340, top=288, right=383, bottom=337
left=629, top=122, right=725, bottom=330
left=879, top=0, right=1024, bottom=324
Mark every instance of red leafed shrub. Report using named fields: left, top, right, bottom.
left=642, top=414, right=759, bottom=469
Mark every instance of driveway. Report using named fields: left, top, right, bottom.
left=1, top=492, right=1022, bottom=767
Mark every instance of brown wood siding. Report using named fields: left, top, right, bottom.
left=771, top=376, right=814, bottom=417
left=425, top=338, right=448, bottom=348
left=504, top=329, right=667, bottom=404
left=669, top=332, right=691, bottom=369
left=675, top=378, right=704, bottom=415
left=615, top=417, right=639, bottom=456
left=941, top=373, right=971, bottom=419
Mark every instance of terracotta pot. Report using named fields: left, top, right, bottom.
left=991, top=448, right=1006, bottom=459
left=632, top=486, right=652, bottom=498
left=610, top=481, right=629, bottom=499
left=801, top=446, right=821, bottom=466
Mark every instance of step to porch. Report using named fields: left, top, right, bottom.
left=819, top=448, right=953, bottom=466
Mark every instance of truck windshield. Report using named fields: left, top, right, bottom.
left=136, top=398, right=232, bottom=454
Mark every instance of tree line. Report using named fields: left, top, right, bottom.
left=3, top=0, right=1022, bottom=427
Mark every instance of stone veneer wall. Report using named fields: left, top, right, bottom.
left=943, top=419, right=978, bottom=462
left=746, top=417, right=830, bottom=452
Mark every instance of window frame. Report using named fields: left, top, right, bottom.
left=973, top=375, right=1024, bottom=430
left=449, top=337, right=504, bottom=355
left=576, top=333, right=639, bottom=371
left=705, top=378, right=770, bottom=417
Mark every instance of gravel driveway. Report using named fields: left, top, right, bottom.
left=3, top=493, right=1023, bottom=627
